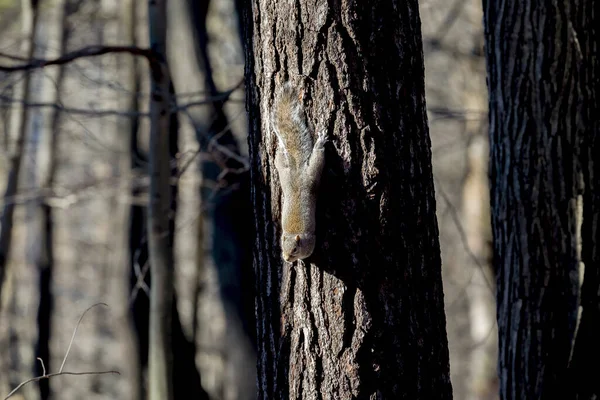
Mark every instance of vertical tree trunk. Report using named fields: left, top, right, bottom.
left=560, top=2, right=600, bottom=399
left=242, top=0, right=452, bottom=398
left=185, top=0, right=255, bottom=348
left=0, top=0, right=39, bottom=306
left=147, top=0, right=174, bottom=399
left=34, top=1, right=69, bottom=398
left=462, top=137, right=497, bottom=400
left=116, top=1, right=144, bottom=399
left=127, top=2, right=149, bottom=397
left=569, top=29, right=600, bottom=395
left=483, top=0, right=597, bottom=398
left=170, top=1, right=256, bottom=396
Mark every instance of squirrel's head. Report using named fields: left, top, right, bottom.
left=281, top=232, right=316, bottom=262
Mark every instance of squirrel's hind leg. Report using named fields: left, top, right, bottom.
left=306, top=130, right=327, bottom=189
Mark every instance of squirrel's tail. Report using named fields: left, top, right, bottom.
left=272, top=82, right=313, bottom=165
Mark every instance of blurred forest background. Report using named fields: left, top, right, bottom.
left=0, top=0, right=494, bottom=399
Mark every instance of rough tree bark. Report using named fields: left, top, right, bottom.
left=568, top=3, right=600, bottom=397
left=242, top=0, right=453, bottom=398
left=569, top=24, right=600, bottom=395
left=483, top=0, right=599, bottom=398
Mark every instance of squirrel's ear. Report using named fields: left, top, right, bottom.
left=295, top=235, right=301, bottom=243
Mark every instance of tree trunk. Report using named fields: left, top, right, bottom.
left=483, top=0, right=598, bottom=398
left=147, top=0, right=174, bottom=399
left=463, top=137, right=496, bottom=400
left=116, top=1, right=144, bottom=399
left=569, top=41, right=600, bottom=396
left=34, top=1, right=69, bottom=398
left=568, top=3, right=600, bottom=398
left=0, top=0, right=39, bottom=307
left=242, top=1, right=452, bottom=398
left=170, top=1, right=256, bottom=397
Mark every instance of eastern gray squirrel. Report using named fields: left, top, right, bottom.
left=271, top=82, right=326, bottom=262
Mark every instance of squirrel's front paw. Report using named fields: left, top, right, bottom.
left=315, top=130, right=328, bottom=149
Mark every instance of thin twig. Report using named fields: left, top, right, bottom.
left=177, top=110, right=250, bottom=179
left=0, top=93, right=240, bottom=117
left=130, top=260, right=151, bottom=303
left=36, top=358, right=46, bottom=376
left=4, top=371, right=120, bottom=400
left=59, top=303, right=108, bottom=373
left=433, top=176, right=495, bottom=308
left=3, top=303, right=117, bottom=400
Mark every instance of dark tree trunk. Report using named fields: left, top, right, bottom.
left=483, top=0, right=599, bottom=398
left=34, top=2, right=77, bottom=397
left=242, top=0, right=452, bottom=398
left=128, top=52, right=148, bottom=400
left=184, top=1, right=257, bottom=395
left=568, top=4, right=600, bottom=398
left=129, top=77, right=209, bottom=400
left=128, top=13, right=209, bottom=393
left=166, top=80, right=209, bottom=400
left=147, top=1, right=174, bottom=395
left=186, top=0, right=255, bottom=347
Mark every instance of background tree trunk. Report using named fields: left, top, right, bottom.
left=116, top=1, right=144, bottom=399
left=0, top=0, right=39, bottom=307
left=242, top=0, right=453, bottom=398
left=33, top=1, right=67, bottom=398
left=147, top=0, right=174, bottom=399
left=483, top=0, right=598, bottom=398
left=168, top=0, right=255, bottom=397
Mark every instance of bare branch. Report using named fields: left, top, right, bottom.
left=36, top=358, right=46, bottom=376
left=0, top=93, right=144, bottom=117
left=129, top=260, right=151, bottom=304
left=3, top=303, right=118, bottom=400
left=171, top=79, right=243, bottom=112
left=177, top=109, right=250, bottom=179
left=4, top=371, right=120, bottom=400
left=0, top=81, right=243, bottom=118
left=59, top=303, right=108, bottom=373
left=433, top=176, right=494, bottom=309
left=0, top=45, right=153, bottom=72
